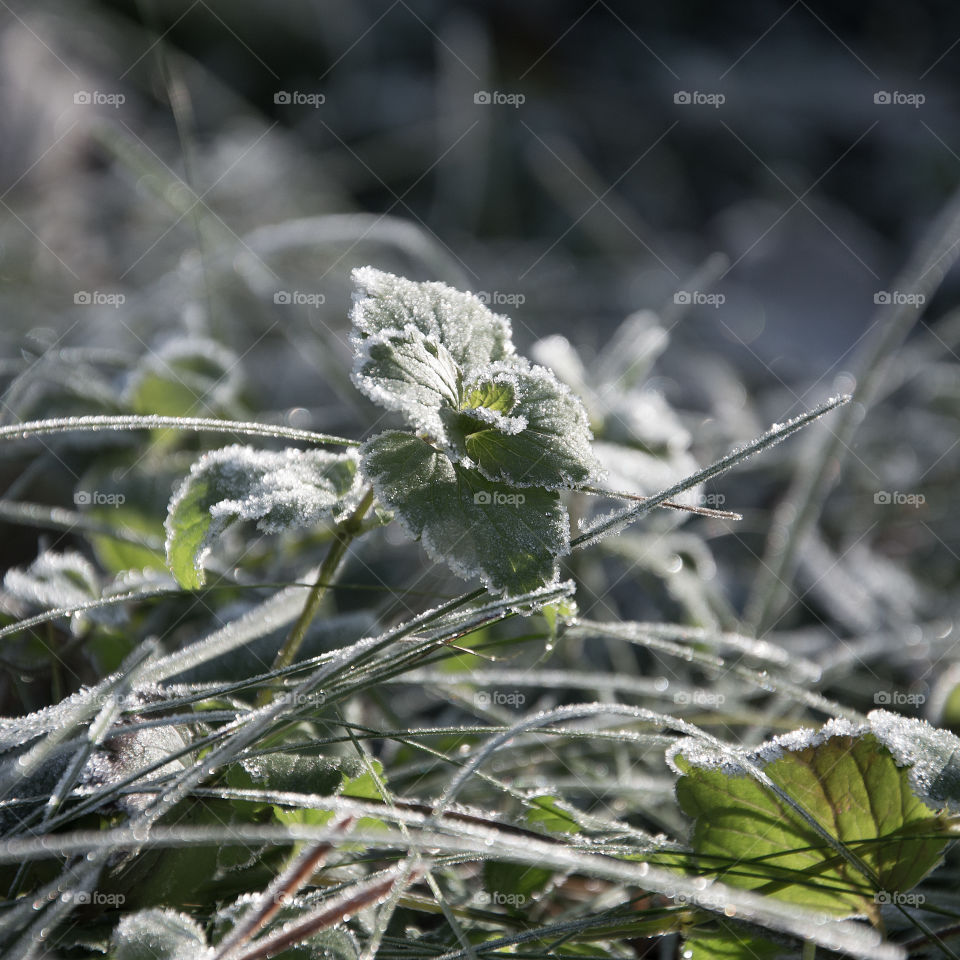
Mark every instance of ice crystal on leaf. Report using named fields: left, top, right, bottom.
left=668, top=711, right=960, bottom=924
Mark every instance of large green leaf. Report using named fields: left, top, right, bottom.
left=361, top=431, right=568, bottom=595
left=671, top=713, right=958, bottom=923
left=165, top=444, right=360, bottom=588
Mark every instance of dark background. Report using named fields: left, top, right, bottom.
left=4, top=0, right=960, bottom=367
left=1, top=0, right=959, bottom=631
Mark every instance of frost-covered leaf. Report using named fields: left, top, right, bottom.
left=79, top=692, right=190, bottom=814
left=4, top=549, right=99, bottom=611
left=446, top=362, right=599, bottom=489
left=3, top=549, right=115, bottom=634
left=165, top=445, right=360, bottom=588
left=669, top=713, right=958, bottom=923
left=125, top=336, right=242, bottom=417
left=351, top=266, right=514, bottom=381
left=351, top=269, right=598, bottom=504
left=352, top=322, right=461, bottom=437
left=232, top=751, right=368, bottom=797
left=361, top=431, right=568, bottom=595
left=867, top=709, right=960, bottom=807
left=110, top=908, right=211, bottom=960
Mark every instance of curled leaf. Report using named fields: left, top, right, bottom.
left=165, top=445, right=360, bottom=588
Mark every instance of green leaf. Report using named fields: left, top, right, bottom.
left=671, top=714, right=957, bottom=923
left=341, top=760, right=386, bottom=800
left=464, top=378, right=516, bottom=413
left=126, top=338, right=241, bottom=419
left=526, top=795, right=581, bottom=834
left=483, top=859, right=552, bottom=914
left=110, top=908, right=208, bottom=960
left=683, top=932, right=784, bottom=960
left=165, top=445, right=360, bottom=588
left=351, top=266, right=514, bottom=382
left=361, top=431, right=568, bottom=595
left=456, top=363, right=599, bottom=489
left=235, top=754, right=351, bottom=797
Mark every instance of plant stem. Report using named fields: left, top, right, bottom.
left=257, top=488, right=375, bottom=706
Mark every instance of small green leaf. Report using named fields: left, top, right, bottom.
left=464, top=378, right=517, bottom=413
left=233, top=751, right=353, bottom=797
left=340, top=760, right=386, bottom=800
left=361, top=431, right=568, bottom=595
left=110, top=908, right=208, bottom=960
left=527, top=795, right=581, bottom=834
left=671, top=715, right=957, bottom=923
left=126, top=338, right=241, bottom=419
left=459, top=364, right=599, bottom=489
left=165, top=445, right=360, bottom=588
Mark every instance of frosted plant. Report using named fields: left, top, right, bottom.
left=352, top=267, right=601, bottom=594
left=165, top=444, right=361, bottom=589
left=4, top=549, right=120, bottom=633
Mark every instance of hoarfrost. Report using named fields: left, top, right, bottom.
left=669, top=710, right=960, bottom=810
left=351, top=266, right=514, bottom=382
left=164, top=444, right=361, bottom=581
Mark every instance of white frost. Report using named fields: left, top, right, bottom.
left=669, top=710, right=960, bottom=810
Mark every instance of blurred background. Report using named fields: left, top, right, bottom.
left=2, top=0, right=960, bottom=719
